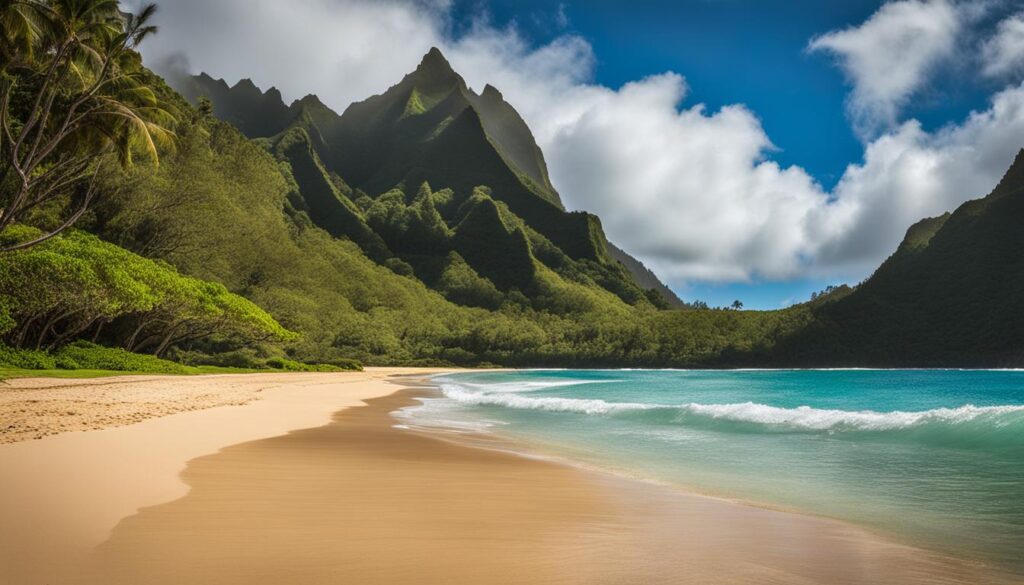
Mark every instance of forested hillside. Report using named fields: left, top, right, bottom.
left=182, top=49, right=684, bottom=311
left=88, top=73, right=811, bottom=367
left=778, top=150, right=1024, bottom=367
left=0, top=9, right=809, bottom=372
left=3, top=2, right=1022, bottom=372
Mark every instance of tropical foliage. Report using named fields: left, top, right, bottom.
left=0, top=225, right=293, bottom=356
left=0, top=0, right=174, bottom=251
left=4, top=16, right=1018, bottom=373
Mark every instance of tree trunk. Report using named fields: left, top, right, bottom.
left=153, top=326, right=181, bottom=358
left=124, top=317, right=149, bottom=351
left=49, top=316, right=99, bottom=349
left=35, top=311, right=66, bottom=350
left=13, top=314, right=39, bottom=348
left=91, top=319, right=105, bottom=343
left=35, top=309, right=81, bottom=350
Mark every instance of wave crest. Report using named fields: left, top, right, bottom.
left=439, top=383, right=1024, bottom=446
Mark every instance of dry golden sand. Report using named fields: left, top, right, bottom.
left=0, top=368, right=456, bottom=584
left=0, top=371, right=435, bottom=444
left=1, top=371, right=1019, bottom=585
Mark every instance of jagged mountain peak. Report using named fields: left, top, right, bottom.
left=176, top=52, right=684, bottom=309
left=408, top=46, right=463, bottom=92
left=196, top=71, right=221, bottom=84
left=292, top=93, right=334, bottom=112
left=481, top=84, right=503, bottom=99
left=992, top=148, right=1024, bottom=199
left=265, top=86, right=283, bottom=100
left=419, top=46, right=452, bottom=70
left=232, top=78, right=259, bottom=90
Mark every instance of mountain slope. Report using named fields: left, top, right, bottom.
left=781, top=150, right=1024, bottom=366
left=177, top=74, right=295, bottom=138
left=607, top=243, right=688, bottom=308
left=182, top=48, right=683, bottom=310
left=325, top=48, right=563, bottom=209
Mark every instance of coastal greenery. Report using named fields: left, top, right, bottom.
left=2, top=2, right=1021, bottom=372
left=776, top=151, right=1024, bottom=367
left=0, top=226, right=292, bottom=354
left=0, top=0, right=175, bottom=251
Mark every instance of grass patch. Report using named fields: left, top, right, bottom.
left=0, top=365, right=275, bottom=380
left=0, top=342, right=361, bottom=381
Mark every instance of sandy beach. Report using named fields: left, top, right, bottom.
left=0, top=370, right=1016, bottom=585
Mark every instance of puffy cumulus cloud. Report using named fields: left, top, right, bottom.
left=814, top=83, right=1024, bottom=274
left=808, top=0, right=961, bottom=139
left=131, top=0, right=1024, bottom=288
left=130, top=0, right=452, bottom=108
left=982, top=12, right=1024, bottom=78
left=543, top=76, right=827, bottom=282
left=546, top=78, right=1024, bottom=283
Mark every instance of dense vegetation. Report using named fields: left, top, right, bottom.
left=0, top=225, right=291, bottom=354
left=776, top=151, right=1024, bottom=367
left=183, top=49, right=682, bottom=310
left=83, top=91, right=814, bottom=367
left=2, top=3, right=1021, bottom=372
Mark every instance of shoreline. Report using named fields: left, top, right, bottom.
left=0, top=370, right=1017, bottom=584
left=398, top=381, right=1022, bottom=582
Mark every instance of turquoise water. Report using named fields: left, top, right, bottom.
left=400, top=369, right=1024, bottom=572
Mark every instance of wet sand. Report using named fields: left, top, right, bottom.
left=64, top=391, right=1019, bottom=584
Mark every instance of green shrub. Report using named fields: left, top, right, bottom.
left=0, top=300, right=14, bottom=337
left=53, top=341, right=193, bottom=374
left=264, top=356, right=301, bottom=370
left=54, top=354, right=81, bottom=369
left=0, top=344, right=58, bottom=369
left=265, top=356, right=354, bottom=372
left=384, top=257, right=415, bottom=277
left=174, top=348, right=265, bottom=369
left=320, top=357, right=362, bottom=371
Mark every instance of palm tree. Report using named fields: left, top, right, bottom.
left=731, top=300, right=743, bottom=310
left=0, top=0, right=174, bottom=252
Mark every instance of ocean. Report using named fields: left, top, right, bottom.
left=399, top=369, right=1024, bottom=573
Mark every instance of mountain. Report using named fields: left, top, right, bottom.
left=52, top=47, right=1024, bottom=370
left=177, top=73, right=295, bottom=138
left=781, top=150, right=1024, bottom=366
left=182, top=48, right=681, bottom=309
left=606, top=243, right=687, bottom=308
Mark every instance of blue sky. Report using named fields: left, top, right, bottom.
left=144, top=0, right=1024, bottom=310
left=456, top=0, right=1008, bottom=186
left=445, top=0, right=1024, bottom=308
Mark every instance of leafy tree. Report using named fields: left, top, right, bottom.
left=0, top=226, right=292, bottom=354
left=731, top=300, right=744, bottom=310
left=0, top=1, right=174, bottom=251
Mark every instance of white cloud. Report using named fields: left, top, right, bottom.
left=813, top=83, right=1024, bottom=274
left=545, top=77, right=1024, bottom=283
left=543, top=76, right=827, bottom=282
left=133, top=0, right=1024, bottom=288
left=808, top=0, right=961, bottom=139
left=982, top=12, right=1024, bottom=78
left=133, top=0, right=451, bottom=109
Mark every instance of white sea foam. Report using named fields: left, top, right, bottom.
left=432, top=378, right=613, bottom=394
left=437, top=382, right=1024, bottom=433
left=682, top=402, right=1024, bottom=431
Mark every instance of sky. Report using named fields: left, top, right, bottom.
left=131, top=0, right=1024, bottom=309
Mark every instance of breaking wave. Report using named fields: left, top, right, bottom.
left=438, top=382, right=1024, bottom=448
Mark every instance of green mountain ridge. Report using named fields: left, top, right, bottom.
left=181, top=48, right=685, bottom=309
left=780, top=149, right=1024, bottom=366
